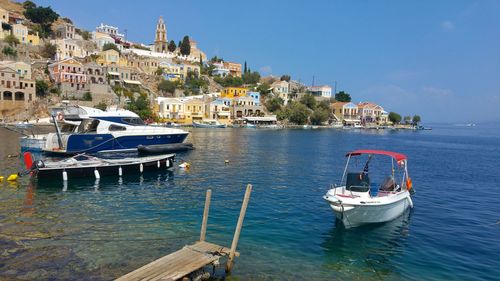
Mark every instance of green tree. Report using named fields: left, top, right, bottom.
left=213, top=75, right=243, bottom=87
left=23, top=4, right=59, bottom=38
left=244, top=61, right=247, bottom=73
left=95, top=101, right=107, bottom=111
left=280, top=74, right=291, bottom=82
left=102, top=43, right=120, bottom=53
left=180, top=35, right=191, bottom=56
left=317, top=100, right=331, bottom=111
left=155, top=67, right=164, bottom=76
left=256, top=83, right=271, bottom=96
left=289, top=102, right=310, bottom=125
left=185, top=71, right=208, bottom=94
left=126, top=95, right=152, bottom=120
left=35, top=80, right=49, bottom=97
left=310, top=108, right=329, bottom=125
left=243, top=71, right=260, bottom=84
left=4, top=34, right=19, bottom=46
left=403, top=115, right=412, bottom=124
left=22, top=1, right=37, bottom=10
left=412, top=115, right=421, bottom=125
left=300, top=94, right=316, bottom=110
left=276, top=107, right=291, bottom=121
left=82, top=92, right=92, bottom=101
left=158, top=79, right=177, bottom=94
left=388, top=112, right=402, bottom=124
left=41, top=42, right=57, bottom=59
left=2, top=46, right=17, bottom=57
left=210, top=56, right=223, bottom=63
left=168, top=40, right=176, bottom=52
left=265, top=97, right=284, bottom=112
left=334, top=91, right=351, bottom=102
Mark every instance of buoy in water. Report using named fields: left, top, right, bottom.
left=118, top=166, right=123, bottom=176
left=224, top=159, right=229, bottom=165
left=94, top=169, right=100, bottom=179
left=0, top=176, right=4, bottom=181
left=7, top=174, right=18, bottom=181
left=179, top=162, right=190, bottom=169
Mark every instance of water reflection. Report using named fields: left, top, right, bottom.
left=321, top=210, right=412, bottom=279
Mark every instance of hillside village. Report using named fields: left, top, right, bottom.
left=0, top=0, right=420, bottom=127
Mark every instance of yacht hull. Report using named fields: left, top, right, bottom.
left=44, top=133, right=188, bottom=154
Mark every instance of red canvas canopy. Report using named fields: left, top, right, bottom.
left=346, top=149, right=407, bottom=162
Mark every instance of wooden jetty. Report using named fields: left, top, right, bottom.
left=117, top=185, right=252, bottom=281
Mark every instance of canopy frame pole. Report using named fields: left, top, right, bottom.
left=341, top=155, right=351, bottom=192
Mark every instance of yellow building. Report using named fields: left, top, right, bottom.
left=26, top=31, right=40, bottom=46
left=221, top=87, right=248, bottom=99
left=0, top=7, right=8, bottom=23
left=184, top=98, right=205, bottom=123
left=96, top=49, right=128, bottom=67
left=12, top=23, right=27, bottom=43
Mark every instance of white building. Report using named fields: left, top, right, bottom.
left=157, top=97, right=186, bottom=119
left=92, top=31, right=119, bottom=51
left=271, top=80, right=290, bottom=105
left=211, top=62, right=230, bottom=77
left=309, top=85, right=332, bottom=98
left=96, top=23, right=124, bottom=40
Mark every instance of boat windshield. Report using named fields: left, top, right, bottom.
left=60, top=123, right=77, bottom=133
left=77, top=119, right=100, bottom=133
left=121, top=117, right=145, bottom=126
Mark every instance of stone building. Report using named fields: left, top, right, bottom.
left=0, top=65, right=36, bottom=114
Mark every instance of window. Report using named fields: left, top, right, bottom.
left=121, top=117, right=145, bottom=126
left=109, top=124, right=126, bottom=131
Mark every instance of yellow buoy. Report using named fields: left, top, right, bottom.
left=7, top=174, right=18, bottom=181
left=0, top=176, right=4, bottom=181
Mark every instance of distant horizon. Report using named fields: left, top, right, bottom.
left=31, top=0, right=500, bottom=123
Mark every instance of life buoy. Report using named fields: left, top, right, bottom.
left=406, top=177, right=413, bottom=190
left=57, top=112, right=64, bottom=121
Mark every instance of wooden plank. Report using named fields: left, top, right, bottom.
left=116, top=242, right=235, bottom=281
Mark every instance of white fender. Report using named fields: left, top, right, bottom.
left=407, top=194, right=414, bottom=208
left=62, top=170, right=68, bottom=181
left=94, top=169, right=100, bottom=179
left=157, top=160, right=160, bottom=168
left=166, top=159, right=170, bottom=167
left=118, top=166, right=122, bottom=176
left=140, top=163, right=144, bottom=173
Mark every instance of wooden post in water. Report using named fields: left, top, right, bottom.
left=226, top=184, right=252, bottom=273
left=200, top=189, right=212, bottom=242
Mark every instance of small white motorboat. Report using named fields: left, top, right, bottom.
left=323, top=149, right=415, bottom=228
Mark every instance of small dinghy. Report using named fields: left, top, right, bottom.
left=23, top=152, right=175, bottom=181
left=323, top=150, right=415, bottom=228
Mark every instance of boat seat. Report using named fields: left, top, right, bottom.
left=346, top=172, right=370, bottom=192
left=380, top=176, right=396, bottom=191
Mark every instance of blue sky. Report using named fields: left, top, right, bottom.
left=34, top=0, right=500, bottom=122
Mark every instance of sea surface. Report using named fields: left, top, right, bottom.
left=0, top=124, right=499, bottom=280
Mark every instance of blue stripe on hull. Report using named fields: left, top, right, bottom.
left=66, top=133, right=188, bottom=153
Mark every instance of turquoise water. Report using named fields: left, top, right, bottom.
left=0, top=125, right=499, bottom=280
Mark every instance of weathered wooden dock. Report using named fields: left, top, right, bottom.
left=117, top=185, right=252, bottom=281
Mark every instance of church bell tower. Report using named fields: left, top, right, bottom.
left=154, top=16, right=168, bottom=53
